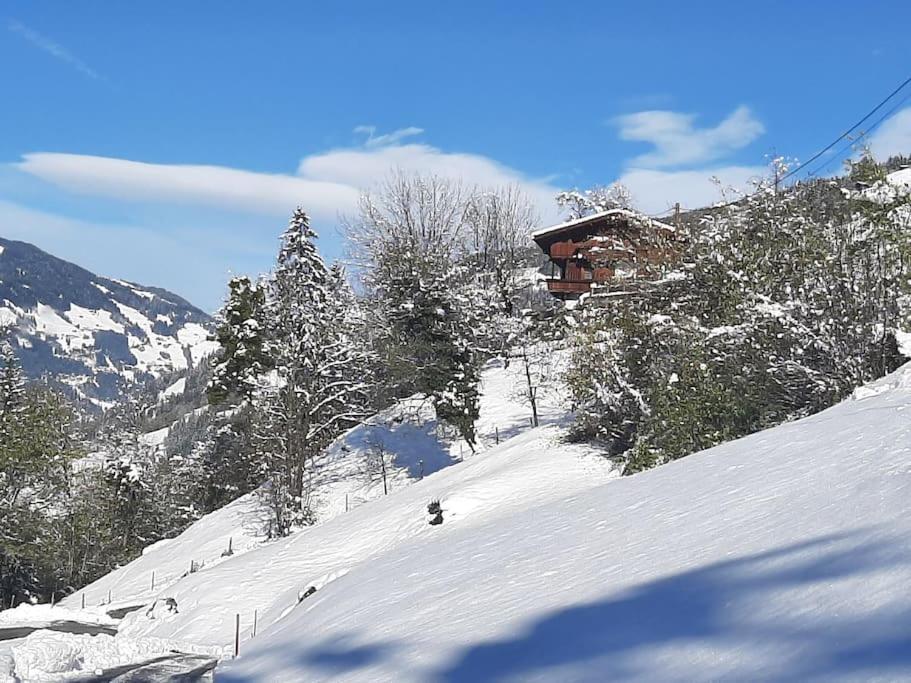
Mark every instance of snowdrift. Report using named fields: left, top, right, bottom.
left=215, top=362, right=911, bottom=681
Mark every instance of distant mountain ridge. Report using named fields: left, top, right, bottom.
left=0, top=236, right=217, bottom=408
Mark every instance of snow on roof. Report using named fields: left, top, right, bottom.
left=531, top=208, right=675, bottom=241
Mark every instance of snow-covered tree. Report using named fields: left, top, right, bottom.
left=565, top=156, right=911, bottom=473
left=346, top=174, right=513, bottom=448
left=556, top=183, right=633, bottom=220
left=464, top=185, right=538, bottom=318
left=254, top=209, right=372, bottom=536
left=208, top=276, right=270, bottom=405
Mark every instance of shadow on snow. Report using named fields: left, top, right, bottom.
left=220, top=528, right=911, bottom=681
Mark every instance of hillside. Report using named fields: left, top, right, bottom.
left=0, top=236, right=216, bottom=407
left=0, top=361, right=895, bottom=679
left=60, top=357, right=576, bottom=609
left=212, top=362, right=911, bottom=681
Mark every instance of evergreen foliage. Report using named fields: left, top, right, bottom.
left=253, top=210, right=373, bottom=536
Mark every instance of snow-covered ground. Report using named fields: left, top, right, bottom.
left=0, top=358, right=574, bottom=680
left=64, top=358, right=563, bottom=612
left=16, top=358, right=911, bottom=680
left=0, top=605, right=116, bottom=630
left=213, top=363, right=911, bottom=681
left=2, top=631, right=219, bottom=683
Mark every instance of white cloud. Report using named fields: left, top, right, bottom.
left=618, top=165, right=767, bottom=215
left=868, top=108, right=911, bottom=161
left=614, top=106, right=765, bottom=168
left=8, top=20, right=101, bottom=80
left=16, top=153, right=362, bottom=222
left=15, top=137, right=565, bottom=225
left=298, top=141, right=563, bottom=222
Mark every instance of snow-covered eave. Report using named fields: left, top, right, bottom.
left=531, top=208, right=676, bottom=242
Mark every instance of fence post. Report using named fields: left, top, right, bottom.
left=81, top=594, right=85, bottom=609
left=234, top=613, right=240, bottom=658
left=151, top=571, right=155, bottom=591
left=495, top=427, right=499, bottom=444
left=253, top=609, right=258, bottom=638
left=107, top=588, right=112, bottom=605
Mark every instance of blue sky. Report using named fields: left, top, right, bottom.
left=2, top=1, right=911, bottom=311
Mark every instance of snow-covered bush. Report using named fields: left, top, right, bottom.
left=566, top=157, right=911, bottom=473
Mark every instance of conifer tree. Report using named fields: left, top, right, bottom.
left=255, top=209, right=372, bottom=536
left=208, top=276, right=270, bottom=405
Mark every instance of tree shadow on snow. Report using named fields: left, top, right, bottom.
left=436, top=528, right=911, bottom=682
left=217, top=632, right=400, bottom=681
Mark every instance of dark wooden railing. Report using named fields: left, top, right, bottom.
left=545, top=279, right=591, bottom=295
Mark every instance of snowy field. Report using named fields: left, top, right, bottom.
left=7, top=359, right=911, bottom=680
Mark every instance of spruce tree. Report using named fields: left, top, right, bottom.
left=208, top=276, right=270, bottom=405
left=255, top=209, right=372, bottom=536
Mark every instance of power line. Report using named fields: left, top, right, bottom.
left=776, top=74, right=911, bottom=185
left=802, top=87, right=911, bottom=180
left=647, top=73, right=911, bottom=218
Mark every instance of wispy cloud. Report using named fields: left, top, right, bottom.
left=13, top=139, right=564, bottom=225
left=15, top=153, right=360, bottom=221
left=8, top=19, right=102, bottom=80
left=614, top=105, right=765, bottom=168
left=354, top=125, right=425, bottom=148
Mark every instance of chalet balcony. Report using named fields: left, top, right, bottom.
left=544, top=279, right=592, bottom=296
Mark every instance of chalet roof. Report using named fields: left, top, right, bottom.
left=531, top=209, right=675, bottom=245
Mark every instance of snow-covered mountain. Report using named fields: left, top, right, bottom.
left=0, top=236, right=217, bottom=408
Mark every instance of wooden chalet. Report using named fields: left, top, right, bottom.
left=532, top=209, right=682, bottom=299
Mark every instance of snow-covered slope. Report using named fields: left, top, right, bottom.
left=0, top=236, right=216, bottom=407
left=63, top=358, right=573, bottom=612
left=49, top=360, right=911, bottom=681
left=206, top=364, right=911, bottom=682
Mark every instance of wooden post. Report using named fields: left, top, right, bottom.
left=345, top=494, right=349, bottom=512
left=228, top=537, right=233, bottom=554
left=234, top=613, right=240, bottom=658
left=495, top=427, right=499, bottom=444
left=107, top=588, right=111, bottom=605
left=81, top=594, right=85, bottom=609
left=253, top=609, right=258, bottom=638
left=151, top=571, right=155, bottom=591
left=51, top=592, right=56, bottom=607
